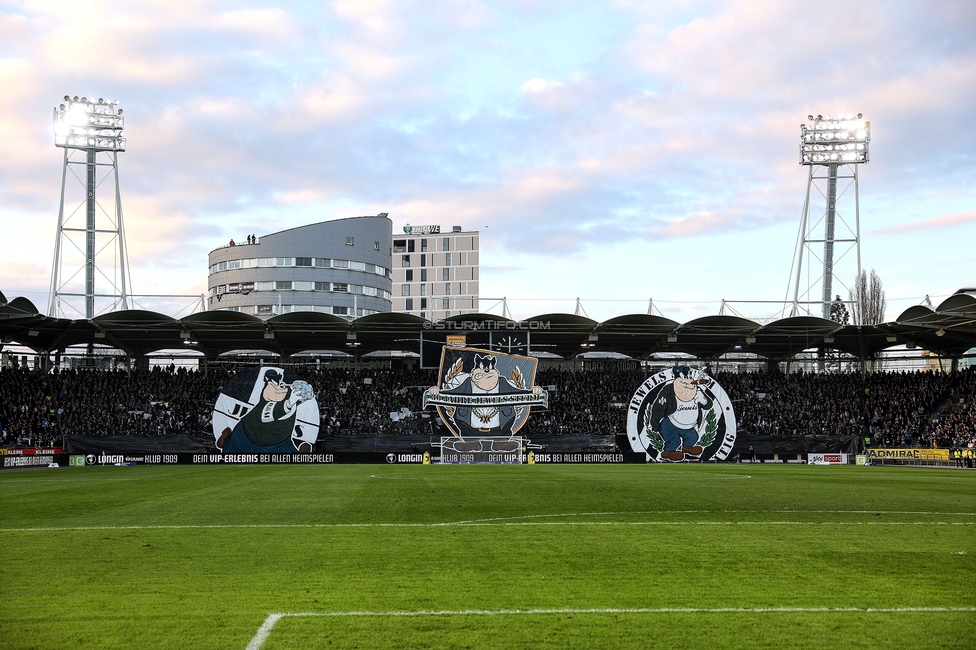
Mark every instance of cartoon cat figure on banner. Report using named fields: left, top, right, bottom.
left=423, top=347, right=548, bottom=442
left=212, top=366, right=319, bottom=453
left=622, top=365, right=736, bottom=462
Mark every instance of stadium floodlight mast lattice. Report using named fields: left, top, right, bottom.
left=48, top=95, right=131, bottom=320
left=786, top=113, right=870, bottom=319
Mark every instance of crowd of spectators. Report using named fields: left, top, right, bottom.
left=720, top=368, right=975, bottom=448
left=0, top=366, right=229, bottom=447
left=1, top=362, right=974, bottom=450
left=928, top=368, right=976, bottom=450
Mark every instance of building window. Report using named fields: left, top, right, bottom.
left=255, top=281, right=273, bottom=291
left=402, top=284, right=410, bottom=297
left=333, top=283, right=348, bottom=292
left=294, top=281, right=313, bottom=291
left=295, top=257, right=312, bottom=267
left=442, top=268, right=450, bottom=281
left=443, top=238, right=450, bottom=251
left=276, top=257, right=294, bottom=266
left=405, top=298, right=414, bottom=310
left=443, top=298, right=450, bottom=309
left=420, top=254, right=426, bottom=267
left=420, top=284, right=426, bottom=296
left=405, top=269, right=413, bottom=281
left=257, top=305, right=273, bottom=315
left=445, top=283, right=452, bottom=295
left=421, top=298, right=428, bottom=309
left=421, top=238, right=428, bottom=252
left=333, top=306, right=349, bottom=315
left=408, top=239, right=415, bottom=253
left=445, top=252, right=452, bottom=266
left=420, top=269, right=427, bottom=282
left=394, top=239, right=406, bottom=253
left=374, top=241, right=380, bottom=251
left=445, top=311, right=451, bottom=318
left=402, top=255, right=410, bottom=268
left=315, top=258, right=330, bottom=267
left=333, top=259, right=349, bottom=269
left=275, top=281, right=292, bottom=290
left=346, top=236, right=354, bottom=246
left=315, top=282, right=329, bottom=291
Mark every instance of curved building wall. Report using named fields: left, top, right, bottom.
left=207, top=215, right=393, bottom=319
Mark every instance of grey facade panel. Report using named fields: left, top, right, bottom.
left=207, top=216, right=393, bottom=319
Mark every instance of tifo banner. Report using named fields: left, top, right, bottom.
left=212, top=366, right=319, bottom=453
left=622, top=365, right=736, bottom=462
left=424, top=347, right=548, bottom=438
left=807, top=453, right=849, bottom=465
left=865, top=448, right=949, bottom=461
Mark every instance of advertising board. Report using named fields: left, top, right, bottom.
left=807, top=453, right=849, bottom=465
left=864, top=448, right=949, bottom=461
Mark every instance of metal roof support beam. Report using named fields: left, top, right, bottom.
left=91, top=323, right=133, bottom=357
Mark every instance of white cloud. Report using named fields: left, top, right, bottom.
left=522, top=77, right=562, bottom=94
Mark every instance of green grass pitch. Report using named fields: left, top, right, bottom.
left=1, top=463, right=974, bottom=649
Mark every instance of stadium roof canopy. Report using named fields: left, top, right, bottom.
left=2, top=290, right=975, bottom=362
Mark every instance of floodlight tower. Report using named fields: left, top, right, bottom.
left=48, top=95, right=131, bottom=319
left=787, top=113, right=870, bottom=319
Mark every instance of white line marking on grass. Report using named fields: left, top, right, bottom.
left=4, top=516, right=976, bottom=534
left=246, top=613, right=285, bottom=650
left=449, top=508, right=976, bottom=525
left=245, top=607, right=976, bottom=650
left=763, top=509, right=976, bottom=516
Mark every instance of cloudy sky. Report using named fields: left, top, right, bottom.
left=1, top=0, right=974, bottom=323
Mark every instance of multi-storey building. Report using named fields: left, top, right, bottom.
left=207, top=215, right=393, bottom=319
left=390, top=224, right=479, bottom=320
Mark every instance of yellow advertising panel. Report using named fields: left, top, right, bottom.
left=865, top=448, right=948, bottom=461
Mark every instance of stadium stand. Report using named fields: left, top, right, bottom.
left=2, top=364, right=974, bottom=452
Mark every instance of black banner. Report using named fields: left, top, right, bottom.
left=65, top=434, right=215, bottom=455
left=53, top=452, right=423, bottom=466
left=730, top=434, right=859, bottom=455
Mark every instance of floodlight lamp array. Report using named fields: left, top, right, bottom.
left=799, top=113, right=869, bottom=165
left=53, top=95, right=126, bottom=151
